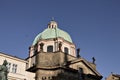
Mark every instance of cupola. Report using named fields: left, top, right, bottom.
left=29, top=20, right=76, bottom=57
left=48, top=20, right=58, bottom=29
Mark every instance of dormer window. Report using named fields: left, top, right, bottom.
left=47, top=45, right=53, bottom=52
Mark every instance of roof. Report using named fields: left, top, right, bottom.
left=112, top=74, right=120, bottom=78
left=0, top=52, right=26, bottom=62
left=64, top=54, right=102, bottom=77
left=32, top=21, right=72, bottom=45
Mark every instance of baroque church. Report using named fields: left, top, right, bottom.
left=0, top=20, right=103, bottom=80
left=26, top=20, right=103, bottom=80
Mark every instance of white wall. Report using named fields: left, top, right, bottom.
left=0, top=53, right=35, bottom=80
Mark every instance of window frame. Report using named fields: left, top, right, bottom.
left=64, top=47, right=69, bottom=54
left=12, top=64, right=17, bottom=73
left=47, top=45, right=53, bottom=52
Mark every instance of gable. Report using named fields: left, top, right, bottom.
left=69, top=58, right=102, bottom=77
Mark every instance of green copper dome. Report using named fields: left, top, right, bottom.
left=32, top=20, right=72, bottom=45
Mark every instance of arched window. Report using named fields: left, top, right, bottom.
left=47, top=45, right=53, bottom=52
left=64, top=47, right=69, bottom=54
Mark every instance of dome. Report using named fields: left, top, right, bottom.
left=32, top=20, right=72, bottom=45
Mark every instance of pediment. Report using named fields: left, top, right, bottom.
left=69, top=58, right=102, bottom=77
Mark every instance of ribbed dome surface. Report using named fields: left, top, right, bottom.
left=32, top=27, right=72, bottom=45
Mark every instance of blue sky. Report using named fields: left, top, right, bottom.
left=0, top=0, right=120, bottom=79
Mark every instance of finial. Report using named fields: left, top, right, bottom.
left=51, top=17, right=54, bottom=21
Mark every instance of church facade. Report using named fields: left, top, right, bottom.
left=26, top=20, right=103, bottom=80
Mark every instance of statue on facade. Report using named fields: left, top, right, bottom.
left=77, top=48, right=81, bottom=58
left=58, top=42, right=62, bottom=52
left=0, top=60, right=9, bottom=80
left=92, top=57, right=96, bottom=64
left=40, top=43, right=44, bottom=52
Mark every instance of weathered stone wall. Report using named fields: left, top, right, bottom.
left=36, top=52, right=60, bottom=68
left=35, top=52, right=79, bottom=80
left=28, top=51, right=102, bottom=80
left=36, top=51, right=77, bottom=68
left=35, top=69, right=78, bottom=80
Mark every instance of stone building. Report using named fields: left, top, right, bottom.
left=0, top=52, right=35, bottom=80
left=106, top=73, right=120, bottom=80
left=26, top=20, right=103, bottom=80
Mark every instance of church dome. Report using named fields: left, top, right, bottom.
left=32, top=20, right=72, bottom=45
